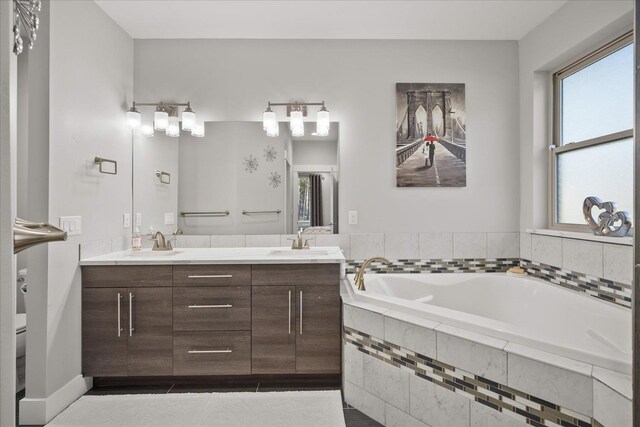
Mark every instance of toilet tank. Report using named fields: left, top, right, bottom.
left=17, top=268, right=27, bottom=314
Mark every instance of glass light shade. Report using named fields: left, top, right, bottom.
left=191, top=121, right=205, bottom=137
left=182, top=110, right=196, bottom=131
left=266, top=122, right=280, bottom=137
left=263, top=110, right=277, bottom=131
left=154, top=110, right=169, bottom=131
left=142, top=124, right=155, bottom=137
left=127, top=110, right=141, bottom=128
left=290, top=110, right=304, bottom=137
left=316, top=109, right=330, bottom=136
left=166, top=116, right=180, bottom=137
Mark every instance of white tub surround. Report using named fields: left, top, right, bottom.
left=342, top=275, right=631, bottom=427
left=79, top=246, right=345, bottom=266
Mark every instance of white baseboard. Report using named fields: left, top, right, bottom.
left=19, top=374, right=92, bottom=425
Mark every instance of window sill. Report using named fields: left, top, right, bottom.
left=526, top=229, right=633, bottom=246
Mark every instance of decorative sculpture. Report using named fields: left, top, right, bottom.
left=582, top=196, right=631, bottom=237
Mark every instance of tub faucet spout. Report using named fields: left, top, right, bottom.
left=354, top=257, right=391, bottom=291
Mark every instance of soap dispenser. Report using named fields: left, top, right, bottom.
left=132, top=227, right=142, bottom=251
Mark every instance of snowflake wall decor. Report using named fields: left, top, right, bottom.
left=243, top=155, right=259, bottom=173
left=268, top=172, right=282, bottom=188
left=263, top=146, right=277, bottom=162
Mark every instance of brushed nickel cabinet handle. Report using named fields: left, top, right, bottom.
left=299, top=291, right=303, bottom=335
left=188, top=349, right=232, bottom=354
left=187, top=304, right=233, bottom=309
left=288, top=290, right=292, bottom=335
left=187, top=275, right=233, bottom=279
left=117, top=293, right=122, bottom=337
left=129, top=293, right=134, bottom=336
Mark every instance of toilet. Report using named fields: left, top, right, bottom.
left=16, top=268, right=27, bottom=392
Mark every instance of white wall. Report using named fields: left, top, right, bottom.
left=134, top=38, right=521, bottom=233
left=20, top=1, right=134, bottom=423
left=518, top=1, right=633, bottom=230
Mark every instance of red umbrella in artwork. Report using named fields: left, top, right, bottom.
left=424, top=134, right=438, bottom=143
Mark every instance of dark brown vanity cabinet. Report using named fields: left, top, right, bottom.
left=82, top=263, right=341, bottom=379
left=82, top=266, right=173, bottom=377
left=251, top=264, right=341, bottom=375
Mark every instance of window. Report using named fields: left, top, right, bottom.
left=551, top=33, right=633, bottom=229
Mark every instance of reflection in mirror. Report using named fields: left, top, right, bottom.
left=133, top=121, right=339, bottom=236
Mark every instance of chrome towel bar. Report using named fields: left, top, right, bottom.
left=242, top=209, right=282, bottom=215
left=180, top=211, right=230, bottom=217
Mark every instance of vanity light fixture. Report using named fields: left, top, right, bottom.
left=127, top=101, right=204, bottom=138
left=262, top=101, right=330, bottom=138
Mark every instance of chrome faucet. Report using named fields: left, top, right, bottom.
left=150, top=231, right=173, bottom=251
left=353, top=257, right=391, bottom=291
left=288, top=229, right=311, bottom=250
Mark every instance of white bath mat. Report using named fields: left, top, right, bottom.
left=46, top=390, right=346, bottom=427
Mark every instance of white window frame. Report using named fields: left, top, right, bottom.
left=549, top=31, right=634, bottom=231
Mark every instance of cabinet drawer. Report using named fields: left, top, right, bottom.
left=173, top=287, right=251, bottom=331
left=173, top=265, right=251, bottom=287
left=252, top=264, right=340, bottom=286
left=173, top=332, right=251, bottom=375
left=82, top=266, right=172, bottom=288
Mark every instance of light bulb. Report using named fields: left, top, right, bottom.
left=290, top=110, right=304, bottom=137
left=127, top=108, right=141, bottom=128
left=142, top=124, right=155, bottom=137
left=154, top=109, right=169, bottom=131
left=166, top=116, right=180, bottom=137
left=182, top=109, right=196, bottom=131
left=263, top=110, right=276, bottom=132
left=191, top=121, right=205, bottom=137
left=316, top=108, right=330, bottom=136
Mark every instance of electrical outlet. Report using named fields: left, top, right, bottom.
left=123, top=213, right=131, bottom=229
left=59, top=216, right=82, bottom=236
left=348, top=211, right=358, bottom=225
left=135, top=213, right=142, bottom=227
left=164, top=212, right=175, bottom=225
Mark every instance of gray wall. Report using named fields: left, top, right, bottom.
left=134, top=38, right=521, bottom=233
left=20, top=1, right=134, bottom=422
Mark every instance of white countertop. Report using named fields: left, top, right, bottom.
left=79, top=247, right=346, bottom=266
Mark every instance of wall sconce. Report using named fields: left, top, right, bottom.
left=262, top=101, right=330, bottom=138
left=127, top=101, right=204, bottom=138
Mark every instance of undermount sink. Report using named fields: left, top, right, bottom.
left=126, top=249, right=182, bottom=257
left=268, top=249, right=331, bottom=257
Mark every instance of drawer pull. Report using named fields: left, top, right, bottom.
left=187, top=304, right=233, bottom=309
left=187, top=275, right=233, bottom=279
left=188, top=349, right=232, bottom=354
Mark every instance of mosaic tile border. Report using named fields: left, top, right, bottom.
left=345, top=258, right=520, bottom=275
left=519, top=259, right=632, bottom=309
left=344, top=326, right=602, bottom=427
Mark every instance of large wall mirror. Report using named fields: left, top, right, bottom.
left=132, top=121, right=339, bottom=236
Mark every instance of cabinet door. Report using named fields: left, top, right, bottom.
left=296, top=286, right=341, bottom=374
left=252, top=285, right=296, bottom=374
left=127, top=287, right=173, bottom=376
left=82, top=288, right=128, bottom=376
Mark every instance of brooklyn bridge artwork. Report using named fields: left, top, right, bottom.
left=396, top=83, right=466, bottom=187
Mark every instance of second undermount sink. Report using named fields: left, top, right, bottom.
left=268, top=249, right=331, bottom=257
left=126, top=249, right=183, bottom=257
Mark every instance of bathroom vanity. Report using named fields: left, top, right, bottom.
left=79, top=247, right=344, bottom=383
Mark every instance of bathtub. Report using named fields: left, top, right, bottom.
left=345, top=273, right=631, bottom=374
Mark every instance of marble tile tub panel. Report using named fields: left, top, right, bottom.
left=453, top=232, right=487, bottom=259
left=349, top=233, right=385, bottom=260
left=343, top=381, right=386, bottom=425
left=363, top=353, right=410, bottom=412
left=384, top=315, right=437, bottom=359
left=409, top=373, right=470, bottom=427
left=531, top=234, right=563, bottom=267
left=470, top=400, right=529, bottom=427
left=314, top=233, right=351, bottom=259
left=344, top=343, right=364, bottom=388
left=418, top=232, right=453, bottom=260
left=602, top=243, right=633, bottom=286
left=343, top=303, right=386, bottom=338
left=385, top=403, right=429, bottom=427
left=384, top=233, right=419, bottom=260
left=593, top=380, right=632, bottom=427
left=507, top=354, right=593, bottom=416
left=487, top=233, right=520, bottom=259
left=519, top=232, right=532, bottom=261
left=562, top=239, right=603, bottom=279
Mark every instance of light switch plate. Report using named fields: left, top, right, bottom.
left=135, top=213, right=142, bottom=227
left=348, top=211, right=358, bottom=225
left=164, top=212, right=175, bottom=225
left=123, top=213, right=131, bottom=229
left=59, top=216, right=81, bottom=236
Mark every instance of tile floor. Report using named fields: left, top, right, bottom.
left=16, top=386, right=382, bottom=427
